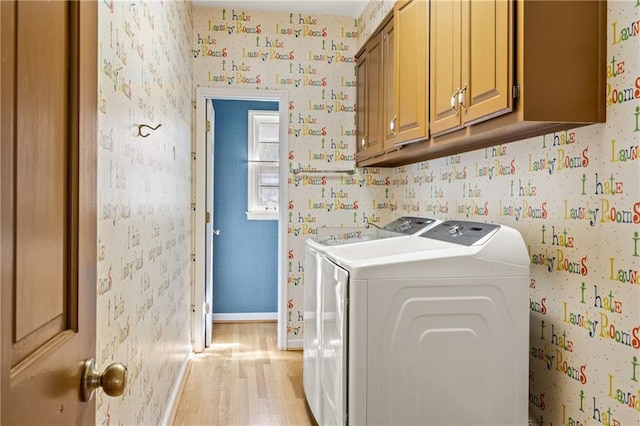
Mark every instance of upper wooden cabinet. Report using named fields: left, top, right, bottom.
left=358, top=0, right=606, bottom=167
left=389, top=0, right=429, bottom=148
left=382, top=18, right=395, bottom=148
left=357, top=0, right=430, bottom=161
left=356, top=29, right=384, bottom=161
left=431, top=0, right=511, bottom=136
left=355, top=45, right=368, bottom=159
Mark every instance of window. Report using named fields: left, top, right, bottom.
left=247, top=110, right=279, bottom=220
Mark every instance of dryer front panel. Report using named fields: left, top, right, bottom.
left=320, top=258, right=349, bottom=426
left=303, top=246, right=323, bottom=423
left=361, top=276, right=529, bottom=426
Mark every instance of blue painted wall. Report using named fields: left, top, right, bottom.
left=212, top=99, right=279, bottom=313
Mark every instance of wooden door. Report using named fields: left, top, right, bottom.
left=382, top=19, right=395, bottom=150
left=461, top=0, right=513, bottom=125
left=393, top=0, right=429, bottom=146
left=430, top=0, right=462, bottom=136
left=1, top=1, right=97, bottom=424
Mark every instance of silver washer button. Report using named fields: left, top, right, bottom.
left=448, top=224, right=464, bottom=235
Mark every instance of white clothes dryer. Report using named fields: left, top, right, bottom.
left=303, top=216, right=439, bottom=424
left=320, top=220, right=531, bottom=425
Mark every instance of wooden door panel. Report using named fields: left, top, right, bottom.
left=462, top=0, right=512, bottom=124
left=467, top=1, right=496, bottom=98
left=357, top=34, right=383, bottom=160
left=430, top=0, right=462, bottom=136
left=5, top=0, right=77, bottom=387
left=365, top=34, right=382, bottom=153
left=1, top=1, right=97, bottom=423
left=356, top=56, right=367, bottom=155
left=393, top=0, right=429, bottom=145
left=15, top=0, right=69, bottom=346
left=382, top=20, right=395, bottom=148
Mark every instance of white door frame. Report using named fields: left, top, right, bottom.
left=204, top=99, right=214, bottom=348
left=193, top=86, right=289, bottom=352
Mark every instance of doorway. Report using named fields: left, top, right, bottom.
left=194, top=87, right=289, bottom=352
left=211, top=99, right=278, bottom=320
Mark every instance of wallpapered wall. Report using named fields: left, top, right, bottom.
left=192, top=6, right=394, bottom=343
left=96, top=1, right=193, bottom=424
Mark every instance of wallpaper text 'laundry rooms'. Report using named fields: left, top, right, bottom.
left=97, top=1, right=193, bottom=424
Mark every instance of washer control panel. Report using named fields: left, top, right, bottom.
left=383, top=216, right=436, bottom=235
left=421, top=221, right=500, bottom=246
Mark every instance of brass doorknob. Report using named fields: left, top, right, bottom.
left=80, top=359, right=128, bottom=402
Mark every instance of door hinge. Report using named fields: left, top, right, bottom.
left=206, top=120, right=211, bottom=132
left=512, top=83, right=520, bottom=101
left=205, top=211, right=211, bottom=223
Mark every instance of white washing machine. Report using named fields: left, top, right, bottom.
left=320, top=220, right=531, bottom=425
left=303, top=217, right=439, bottom=424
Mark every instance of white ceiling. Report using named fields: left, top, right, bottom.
left=192, top=0, right=368, bottom=19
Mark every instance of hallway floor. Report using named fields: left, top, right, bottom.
left=171, top=322, right=315, bottom=425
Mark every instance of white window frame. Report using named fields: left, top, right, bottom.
left=247, top=110, right=279, bottom=220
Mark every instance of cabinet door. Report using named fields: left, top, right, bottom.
left=358, top=34, right=384, bottom=160
left=382, top=20, right=395, bottom=149
left=461, top=0, right=512, bottom=124
left=356, top=53, right=368, bottom=157
left=430, top=0, right=462, bottom=136
left=393, top=0, right=429, bottom=146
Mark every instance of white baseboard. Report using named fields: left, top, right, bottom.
left=162, top=348, right=192, bottom=426
left=212, top=312, right=278, bottom=322
left=287, top=338, right=303, bottom=350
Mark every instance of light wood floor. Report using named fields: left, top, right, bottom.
left=171, top=322, right=316, bottom=426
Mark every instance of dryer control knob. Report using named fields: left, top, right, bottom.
left=397, top=218, right=412, bottom=232
left=448, top=223, right=464, bottom=235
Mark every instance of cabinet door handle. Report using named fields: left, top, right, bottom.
left=389, top=115, right=397, bottom=135
left=450, top=89, right=459, bottom=114
left=459, top=84, right=467, bottom=111
left=361, top=136, right=367, bottom=149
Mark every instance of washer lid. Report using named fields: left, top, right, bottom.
left=308, top=227, right=402, bottom=248
left=308, top=216, right=439, bottom=248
